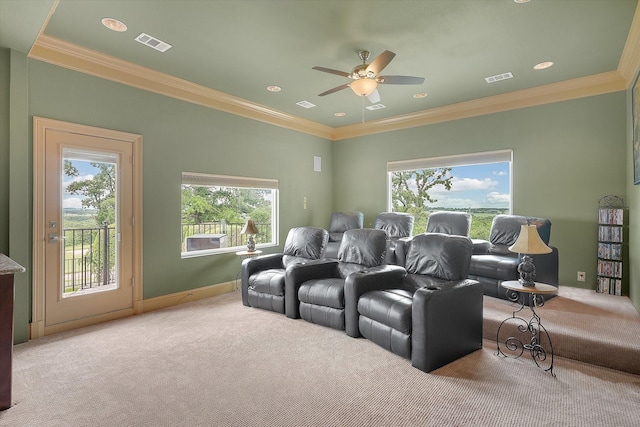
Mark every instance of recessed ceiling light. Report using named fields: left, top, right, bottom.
left=266, top=85, right=281, bottom=92
left=334, top=112, right=346, bottom=117
left=413, top=92, right=428, bottom=99
left=101, top=17, right=127, bottom=32
left=533, top=61, right=554, bottom=70
left=514, top=0, right=531, bottom=3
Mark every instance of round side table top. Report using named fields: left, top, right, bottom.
left=235, top=250, right=263, bottom=257
left=501, top=280, right=557, bottom=295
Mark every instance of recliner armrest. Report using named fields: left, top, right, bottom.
left=284, top=260, right=339, bottom=318
left=472, top=239, right=490, bottom=255
left=343, top=265, right=407, bottom=337
left=411, top=280, right=483, bottom=372
left=241, top=253, right=284, bottom=306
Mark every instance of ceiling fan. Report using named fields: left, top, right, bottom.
left=313, top=50, right=425, bottom=103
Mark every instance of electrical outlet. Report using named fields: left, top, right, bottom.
left=577, top=271, right=586, bottom=282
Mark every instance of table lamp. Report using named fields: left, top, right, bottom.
left=241, top=219, right=259, bottom=252
left=508, top=222, right=552, bottom=287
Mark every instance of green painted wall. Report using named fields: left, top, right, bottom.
left=333, top=93, right=628, bottom=289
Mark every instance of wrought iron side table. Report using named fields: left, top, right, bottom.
left=496, top=280, right=557, bottom=376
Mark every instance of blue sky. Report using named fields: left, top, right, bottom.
left=425, top=162, right=511, bottom=209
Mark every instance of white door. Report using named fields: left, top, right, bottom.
left=33, top=118, right=143, bottom=336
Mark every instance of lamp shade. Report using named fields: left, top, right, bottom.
left=241, top=219, right=259, bottom=235
left=508, top=224, right=552, bottom=255
left=349, top=78, right=378, bottom=96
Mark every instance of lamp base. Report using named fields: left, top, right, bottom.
left=246, top=235, right=256, bottom=252
left=517, top=255, right=536, bottom=287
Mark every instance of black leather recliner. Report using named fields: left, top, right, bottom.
left=285, top=228, right=391, bottom=330
left=324, top=211, right=364, bottom=259
left=373, top=211, right=414, bottom=265
left=345, top=233, right=483, bottom=373
left=468, top=215, right=559, bottom=300
left=241, top=226, right=329, bottom=313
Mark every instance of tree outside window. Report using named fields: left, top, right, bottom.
left=389, top=160, right=511, bottom=239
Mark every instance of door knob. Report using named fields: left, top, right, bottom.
left=48, top=233, right=65, bottom=243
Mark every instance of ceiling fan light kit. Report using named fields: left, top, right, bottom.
left=349, top=78, right=378, bottom=96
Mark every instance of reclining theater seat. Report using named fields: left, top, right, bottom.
left=426, top=211, right=472, bottom=236
left=468, top=214, right=559, bottom=300
left=373, top=212, right=414, bottom=265
left=241, top=226, right=329, bottom=314
left=345, top=233, right=483, bottom=373
left=285, top=228, right=390, bottom=330
left=324, top=211, right=364, bottom=259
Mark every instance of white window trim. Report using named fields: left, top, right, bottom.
left=387, top=149, right=512, bottom=172
left=181, top=172, right=278, bottom=189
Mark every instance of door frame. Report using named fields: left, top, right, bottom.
left=32, top=117, right=143, bottom=338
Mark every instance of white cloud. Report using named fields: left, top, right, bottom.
left=485, top=192, right=510, bottom=205
left=63, top=197, right=84, bottom=209
left=430, top=177, right=498, bottom=196
left=493, top=170, right=507, bottom=176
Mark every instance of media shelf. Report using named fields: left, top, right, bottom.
left=596, top=195, right=626, bottom=295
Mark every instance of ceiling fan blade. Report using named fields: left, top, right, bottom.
left=312, top=66, right=351, bottom=78
left=318, top=83, right=350, bottom=96
left=366, top=50, right=396, bottom=76
left=377, top=75, right=425, bottom=85
left=366, top=89, right=380, bottom=104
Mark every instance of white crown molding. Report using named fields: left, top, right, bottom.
left=29, top=34, right=334, bottom=140
left=331, top=70, right=627, bottom=140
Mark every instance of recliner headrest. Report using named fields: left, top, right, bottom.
left=374, top=212, right=414, bottom=238
left=426, top=211, right=472, bottom=237
left=404, top=233, right=473, bottom=280
left=283, top=226, right=329, bottom=260
left=338, top=228, right=388, bottom=267
left=328, top=211, right=364, bottom=233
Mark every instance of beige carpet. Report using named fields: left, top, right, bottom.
left=483, top=286, right=640, bottom=374
left=2, top=291, right=640, bottom=427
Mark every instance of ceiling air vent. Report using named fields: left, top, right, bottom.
left=135, top=33, right=172, bottom=52
left=485, top=72, right=514, bottom=83
left=296, top=101, right=316, bottom=109
left=366, top=104, right=386, bottom=111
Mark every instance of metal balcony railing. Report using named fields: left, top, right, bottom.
left=63, top=222, right=115, bottom=293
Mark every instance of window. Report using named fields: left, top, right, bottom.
left=388, top=150, right=512, bottom=240
left=181, top=172, right=279, bottom=257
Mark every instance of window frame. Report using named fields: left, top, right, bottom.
left=180, top=172, right=279, bottom=258
left=386, top=149, right=513, bottom=233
